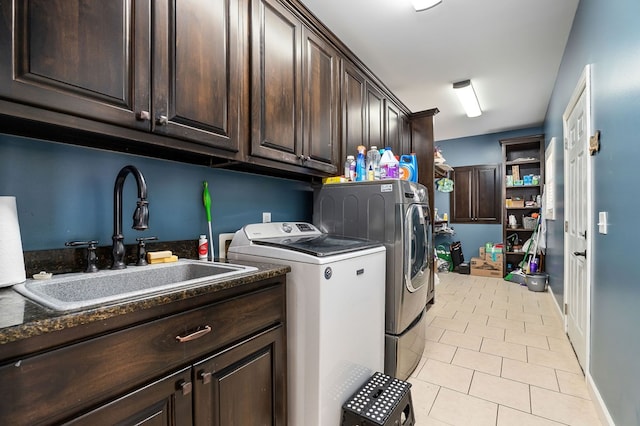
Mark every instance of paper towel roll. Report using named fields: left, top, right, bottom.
left=0, top=196, right=26, bottom=287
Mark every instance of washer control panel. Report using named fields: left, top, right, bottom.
left=242, top=222, right=321, bottom=239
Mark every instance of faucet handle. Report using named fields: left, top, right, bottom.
left=136, top=236, right=158, bottom=266
left=65, top=240, right=99, bottom=273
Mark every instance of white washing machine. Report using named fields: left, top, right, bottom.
left=227, top=222, right=385, bottom=426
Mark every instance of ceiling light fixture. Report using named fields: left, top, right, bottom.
left=453, top=80, right=482, bottom=118
left=412, top=0, right=442, bottom=12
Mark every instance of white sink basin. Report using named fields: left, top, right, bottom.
left=14, top=259, right=257, bottom=312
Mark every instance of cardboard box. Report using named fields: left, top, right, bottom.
left=485, top=252, right=504, bottom=264
left=470, top=257, right=487, bottom=268
left=511, top=198, right=525, bottom=208
left=479, top=246, right=503, bottom=262
left=470, top=256, right=503, bottom=278
left=471, top=268, right=503, bottom=278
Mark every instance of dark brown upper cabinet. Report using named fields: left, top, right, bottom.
left=385, top=100, right=411, bottom=155
left=341, top=61, right=366, bottom=158
left=151, top=0, right=247, bottom=152
left=341, top=62, right=397, bottom=159
left=366, top=82, right=385, bottom=150
left=250, top=0, right=339, bottom=174
left=451, top=164, right=502, bottom=224
left=0, top=1, right=150, bottom=130
left=0, top=0, right=245, bottom=153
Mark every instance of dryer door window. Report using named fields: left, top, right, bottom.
left=404, top=203, right=431, bottom=292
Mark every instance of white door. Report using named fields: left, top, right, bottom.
left=563, top=65, right=592, bottom=371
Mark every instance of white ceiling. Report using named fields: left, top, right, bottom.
left=299, top=0, right=579, bottom=142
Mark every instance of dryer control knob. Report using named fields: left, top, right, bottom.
left=282, top=223, right=292, bottom=233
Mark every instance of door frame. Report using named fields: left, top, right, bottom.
left=562, top=64, right=593, bottom=370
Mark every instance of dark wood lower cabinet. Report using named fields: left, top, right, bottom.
left=194, top=327, right=285, bottom=426
left=66, top=326, right=285, bottom=426
left=67, top=367, right=194, bottom=426
left=0, top=279, right=287, bottom=426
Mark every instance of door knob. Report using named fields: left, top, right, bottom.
left=156, top=115, right=169, bottom=125
left=573, top=250, right=587, bottom=257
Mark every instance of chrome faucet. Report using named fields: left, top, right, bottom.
left=112, top=165, right=149, bottom=269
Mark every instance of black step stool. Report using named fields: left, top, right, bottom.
left=341, top=372, right=415, bottom=426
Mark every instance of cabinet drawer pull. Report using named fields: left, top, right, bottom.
left=177, top=379, right=192, bottom=396
left=156, top=115, right=169, bottom=125
left=135, top=110, right=150, bottom=121
left=175, top=325, right=212, bottom=343
left=200, top=371, right=212, bottom=384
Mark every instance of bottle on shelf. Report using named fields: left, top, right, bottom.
left=379, top=147, right=399, bottom=179
left=344, top=155, right=355, bottom=181
left=355, top=145, right=367, bottom=181
left=366, top=146, right=381, bottom=180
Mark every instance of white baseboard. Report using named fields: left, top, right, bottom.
left=548, top=286, right=613, bottom=423
left=586, top=372, right=615, bottom=425
left=547, top=284, right=565, bottom=328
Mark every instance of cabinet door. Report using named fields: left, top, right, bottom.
left=67, top=367, right=193, bottom=426
left=451, top=165, right=501, bottom=223
left=385, top=100, right=402, bottom=154
left=366, top=82, right=385, bottom=149
left=474, top=165, right=501, bottom=222
left=341, top=61, right=366, bottom=158
left=193, top=326, right=286, bottom=426
left=152, top=0, right=245, bottom=152
left=0, top=0, right=150, bottom=130
left=451, top=167, right=474, bottom=223
left=301, top=28, right=339, bottom=173
left=250, top=0, right=303, bottom=164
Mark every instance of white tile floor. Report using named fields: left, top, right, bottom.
left=408, top=273, right=603, bottom=426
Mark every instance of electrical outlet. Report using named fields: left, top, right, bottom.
left=262, top=212, right=271, bottom=223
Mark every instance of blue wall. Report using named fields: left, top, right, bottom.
left=544, top=0, right=640, bottom=423
left=434, top=127, right=542, bottom=260
left=0, top=134, right=313, bottom=255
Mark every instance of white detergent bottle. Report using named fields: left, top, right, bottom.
left=379, top=147, right=399, bottom=179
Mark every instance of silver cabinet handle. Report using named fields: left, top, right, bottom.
left=136, top=110, right=150, bottom=121
left=156, top=115, right=169, bottom=125
left=177, top=380, right=192, bottom=396
left=175, top=325, right=212, bottom=343
left=200, top=371, right=212, bottom=384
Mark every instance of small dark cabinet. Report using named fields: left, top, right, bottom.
left=451, top=164, right=501, bottom=224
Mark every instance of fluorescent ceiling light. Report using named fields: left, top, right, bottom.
left=412, top=0, right=442, bottom=12
left=453, top=80, right=482, bottom=118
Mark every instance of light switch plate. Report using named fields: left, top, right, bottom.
left=598, top=211, right=608, bottom=234
left=262, top=212, right=271, bottom=223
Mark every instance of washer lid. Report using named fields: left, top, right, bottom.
left=252, top=234, right=382, bottom=257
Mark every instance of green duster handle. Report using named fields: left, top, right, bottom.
left=202, top=181, right=213, bottom=260
left=203, top=181, right=212, bottom=222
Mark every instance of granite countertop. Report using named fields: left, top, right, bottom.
left=0, top=260, right=290, bottom=348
